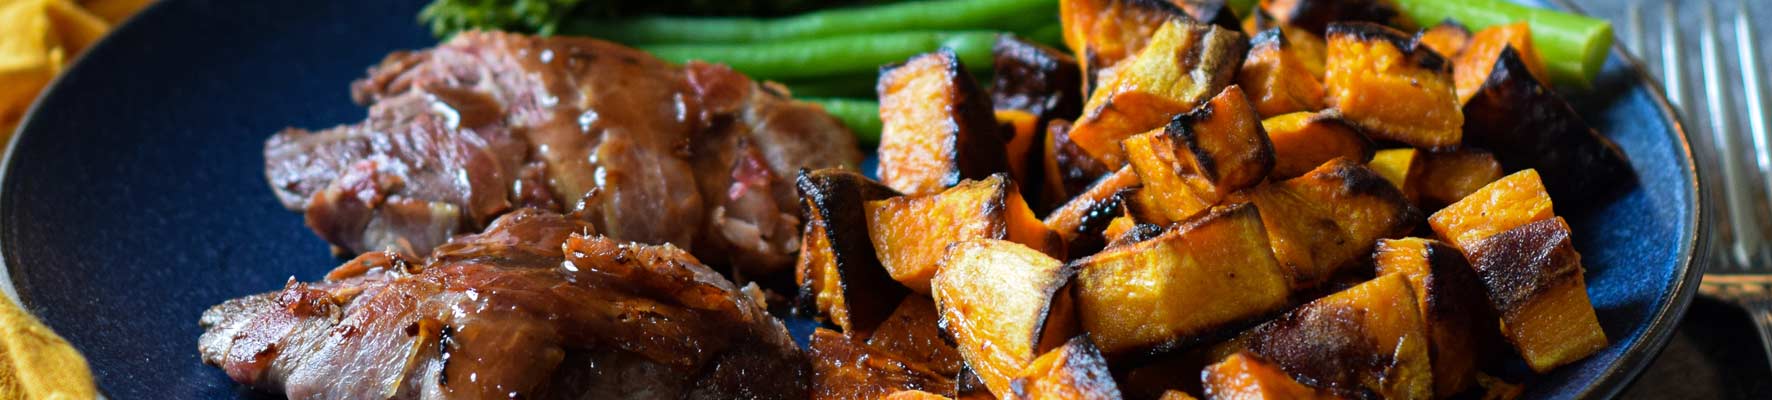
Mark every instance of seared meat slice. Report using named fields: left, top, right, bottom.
left=266, top=31, right=862, bottom=275
left=198, top=209, right=808, bottom=399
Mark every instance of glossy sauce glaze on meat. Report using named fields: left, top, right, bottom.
left=265, top=31, right=862, bottom=276
left=199, top=209, right=807, bottom=399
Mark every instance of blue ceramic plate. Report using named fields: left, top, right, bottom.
left=0, top=0, right=1702, bottom=398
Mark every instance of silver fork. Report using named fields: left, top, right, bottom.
left=1626, top=0, right=1772, bottom=367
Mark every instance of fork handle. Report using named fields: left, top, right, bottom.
left=1747, top=301, right=1772, bottom=371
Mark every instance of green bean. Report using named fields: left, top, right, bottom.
left=642, top=31, right=997, bottom=81
left=806, top=98, right=884, bottom=144
left=564, top=0, right=1056, bottom=44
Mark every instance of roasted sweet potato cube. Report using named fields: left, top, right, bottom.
left=870, top=296, right=966, bottom=376
left=1240, top=273, right=1433, bottom=400
left=1070, top=18, right=1247, bottom=166
left=886, top=390, right=956, bottom=400
left=1228, top=158, right=1418, bottom=288
left=1043, top=119, right=1114, bottom=204
left=1414, top=19, right=1473, bottom=60
left=1241, top=29, right=1328, bottom=118
left=1043, top=166, right=1140, bottom=259
left=1264, top=111, right=1372, bottom=180
left=1259, top=0, right=1410, bottom=34
left=1455, top=23, right=1550, bottom=103
left=994, top=34, right=1086, bottom=125
left=1428, top=169, right=1554, bottom=253
left=1468, top=217, right=1607, bottom=373
left=1241, top=9, right=1329, bottom=75
left=1124, top=86, right=1276, bottom=225
left=1324, top=22, right=1462, bottom=149
left=869, top=175, right=1060, bottom=294
left=811, top=328, right=956, bottom=399
left=1060, top=0, right=1191, bottom=86
left=1173, top=0, right=1242, bottom=32
left=1159, top=390, right=1200, bottom=400
left=1124, top=130, right=1214, bottom=225
left=1073, top=203, right=1292, bottom=357
left=878, top=50, right=1008, bottom=195
left=1009, top=336, right=1123, bottom=400
left=1101, top=214, right=1138, bottom=244
left=1201, top=352, right=1335, bottom=400
left=1375, top=238, right=1499, bottom=397
left=933, top=239, right=1080, bottom=398
left=796, top=168, right=910, bottom=336
left=1000, top=109, right=1045, bottom=200
left=1462, top=47, right=1634, bottom=202
left=1367, top=148, right=1420, bottom=200
left=1415, top=149, right=1505, bottom=210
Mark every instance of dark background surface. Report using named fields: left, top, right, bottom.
left=1623, top=298, right=1772, bottom=398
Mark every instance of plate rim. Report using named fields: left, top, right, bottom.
left=0, top=0, right=1709, bottom=398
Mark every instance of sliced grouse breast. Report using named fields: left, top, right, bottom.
left=265, top=31, right=862, bottom=275
left=199, top=209, right=809, bottom=399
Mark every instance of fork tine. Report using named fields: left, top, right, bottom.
left=1701, top=2, right=1757, bottom=268
left=1737, top=0, right=1772, bottom=227
left=1628, top=1, right=1648, bottom=74
left=1663, top=0, right=1687, bottom=111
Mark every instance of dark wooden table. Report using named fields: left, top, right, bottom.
left=1622, top=298, right=1772, bottom=398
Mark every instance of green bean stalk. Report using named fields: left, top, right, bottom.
left=565, top=0, right=1056, bottom=44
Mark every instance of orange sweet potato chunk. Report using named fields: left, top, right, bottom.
left=867, top=175, right=1059, bottom=294
left=1228, top=158, right=1419, bottom=289
left=1414, top=19, right=1473, bottom=59
left=1367, top=148, right=1420, bottom=202
left=1043, top=166, right=1140, bottom=259
left=1324, top=22, right=1463, bottom=149
left=1069, top=18, right=1246, bottom=167
left=1073, top=204, right=1292, bottom=357
left=1414, top=149, right=1505, bottom=210
left=1240, top=29, right=1328, bottom=118
left=1468, top=217, right=1607, bottom=373
left=795, top=169, right=908, bottom=336
left=1428, top=169, right=1554, bottom=252
left=1009, top=337, right=1123, bottom=400
left=1264, top=111, right=1371, bottom=180
left=1374, top=238, right=1500, bottom=396
left=878, top=50, right=1007, bottom=195
left=1455, top=23, right=1550, bottom=103
left=1201, top=352, right=1336, bottom=400
left=1123, top=86, right=1276, bottom=225
left=1236, top=273, right=1433, bottom=399
left=1060, top=0, right=1190, bottom=84
left=999, top=109, right=1043, bottom=191
left=933, top=239, right=1079, bottom=398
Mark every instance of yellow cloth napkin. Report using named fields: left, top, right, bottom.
left=0, top=295, right=97, bottom=399
left=1, top=0, right=152, bottom=398
left=0, top=0, right=151, bottom=139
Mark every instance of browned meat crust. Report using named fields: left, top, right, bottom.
left=198, top=209, right=807, bottom=399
